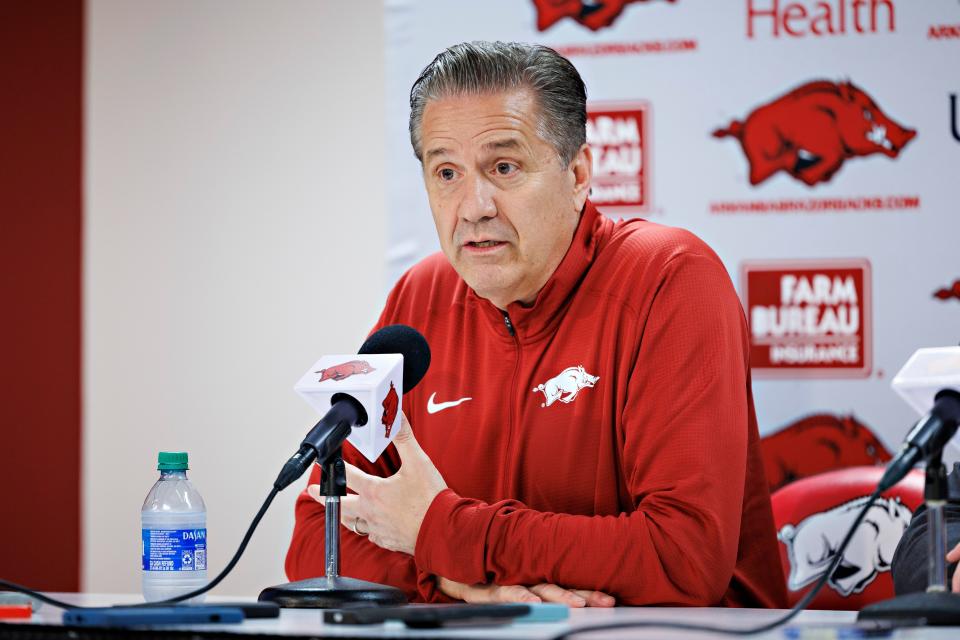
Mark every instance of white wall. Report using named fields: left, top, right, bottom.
left=85, top=0, right=386, bottom=596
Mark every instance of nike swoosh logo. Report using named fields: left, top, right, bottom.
left=427, top=392, right=472, bottom=414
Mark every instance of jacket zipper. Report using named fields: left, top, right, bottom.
left=502, top=312, right=520, bottom=496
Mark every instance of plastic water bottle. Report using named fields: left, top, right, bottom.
left=141, top=451, right=207, bottom=602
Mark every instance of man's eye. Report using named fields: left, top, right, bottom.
left=438, top=168, right=457, bottom=181
left=495, top=162, right=517, bottom=176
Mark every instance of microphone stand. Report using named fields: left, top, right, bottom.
left=259, top=448, right=407, bottom=608
left=859, top=449, right=960, bottom=625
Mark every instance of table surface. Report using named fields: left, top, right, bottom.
left=5, top=593, right=960, bottom=639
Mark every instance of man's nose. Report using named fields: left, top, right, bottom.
left=459, top=173, right=497, bottom=223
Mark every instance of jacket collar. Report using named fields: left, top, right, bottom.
left=467, top=200, right=611, bottom=343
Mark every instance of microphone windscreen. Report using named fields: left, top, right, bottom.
left=359, top=324, right=431, bottom=394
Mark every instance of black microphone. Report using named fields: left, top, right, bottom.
left=877, top=389, right=960, bottom=491
left=358, top=324, right=431, bottom=394
left=273, top=325, right=431, bottom=491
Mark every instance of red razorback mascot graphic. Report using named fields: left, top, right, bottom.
left=759, top=413, right=892, bottom=493
left=713, top=80, right=916, bottom=186
left=381, top=381, right=399, bottom=438
left=771, top=466, right=923, bottom=609
left=315, top=360, right=375, bottom=383
left=934, top=279, right=960, bottom=301
left=531, top=0, right=674, bottom=31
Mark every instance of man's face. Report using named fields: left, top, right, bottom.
left=419, top=89, right=591, bottom=310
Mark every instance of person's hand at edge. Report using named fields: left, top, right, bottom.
left=947, top=541, right=960, bottom=593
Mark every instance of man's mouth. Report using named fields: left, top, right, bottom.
left=467, top=240, right=504, bottom=248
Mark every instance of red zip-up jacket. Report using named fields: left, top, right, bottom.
left=286, top=202, right=787, bottom=607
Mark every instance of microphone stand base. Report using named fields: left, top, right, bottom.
left=858, top=591, right=960, bottom=626
left=258, top=576, right=407, bottom=609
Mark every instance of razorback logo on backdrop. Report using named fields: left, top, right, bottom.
left=714, top=81, right=915, bottom=186
left=747, top=0, right=896, bottom=38
left=316, top=360, right=375, bottom=383
left=934, top=279, right=960, bottom=302
left=381, top=381, right=399, bottom=437
left=741, top=260, right=872, bottom=378
left=760, top=413, right=891, bottom=492
left=532, top=0, right=674, bottom=31
left=587, top=103, right=649, bottom=214
left=778, top=496, right=911, bottom=596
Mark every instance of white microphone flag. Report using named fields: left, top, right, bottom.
left=295, top=354, right=404, bottom=463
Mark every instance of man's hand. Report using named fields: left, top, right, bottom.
left=438, top=577, right=615, bottom=607
left=948, top=541, right=960, bottom=593
left=307, top=412, right=446, bottom=555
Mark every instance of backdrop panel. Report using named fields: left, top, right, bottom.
left=385, top=0, right=960, bottom=479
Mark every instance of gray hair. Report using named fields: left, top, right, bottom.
left=409, top=41, right=587, bottom=166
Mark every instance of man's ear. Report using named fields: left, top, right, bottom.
left=569, top=143, right=593, bottom=212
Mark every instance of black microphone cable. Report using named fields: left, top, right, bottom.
left=550, top=485, right=884, bottom=639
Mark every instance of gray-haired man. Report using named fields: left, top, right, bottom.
left=287, top=41, right=787, bottom=608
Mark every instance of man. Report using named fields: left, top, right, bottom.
left=286, top=41, right=786, bottom=608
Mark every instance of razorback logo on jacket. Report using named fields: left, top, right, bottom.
left=531, top=0, right=674, bottom=31
left=778, top=495, right=911, bottom=596
left=381, top=381, right=399, bottom=437
left=533, top=365, right=599, bottom=407
left=760, top=413, right=891, bottom=492
left=714, top=80, right=916, bottom=186
left=315, top=360, right=375, bottom=383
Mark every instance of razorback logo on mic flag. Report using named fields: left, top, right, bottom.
left=587, top=103, right=650, bottom=214
left=531, top=0, right=675, bottom=31
left=381, top=381, right=399, bottom=437
left=315, top=360, right=376, bottom=383
left=741, top=259, right=872, bottom=378
left=714, top=81, right=916, bottom=186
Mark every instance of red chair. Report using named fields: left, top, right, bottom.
left=770, top=466, right=924, bottom=610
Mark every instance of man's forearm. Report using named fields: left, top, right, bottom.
left=414, top=486, right=743, bottom=606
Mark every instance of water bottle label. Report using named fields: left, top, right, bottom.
left=141, top=529, right=207, bottom=572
